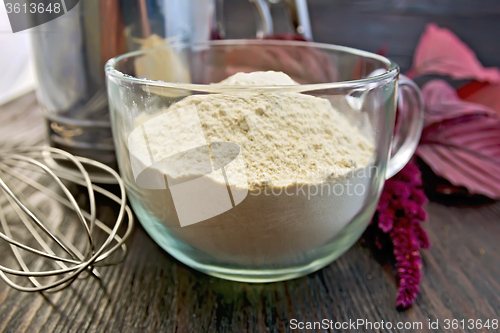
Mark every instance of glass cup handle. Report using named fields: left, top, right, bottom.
left=252, top=0, right=274, bottom=37
left=386, top=75, right=425, bottom=179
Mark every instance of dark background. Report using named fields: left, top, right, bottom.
left=224, top=0, right=500, bottom=72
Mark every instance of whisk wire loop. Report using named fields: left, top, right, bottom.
left=0, top=146, right=133, bottom=292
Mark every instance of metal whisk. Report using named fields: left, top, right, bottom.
left=0, top=146, right=133, bottom=292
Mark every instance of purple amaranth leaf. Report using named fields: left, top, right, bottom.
left=407, top=23, right=500, bottom=83
left=417, top=111, right=500, bottom=199
left=462, top=83, right=500, bottom=117
left=422, top=80, right=497, bottom=128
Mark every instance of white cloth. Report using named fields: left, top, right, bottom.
left=0, top=0, right=37, bottom=105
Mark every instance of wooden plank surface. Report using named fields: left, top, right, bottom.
left=0, top=91, right=499, bottom=332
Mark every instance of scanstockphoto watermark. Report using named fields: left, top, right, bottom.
left=250, top=166, right=380, bottom=199
left=128, top=105, right=380, bottom=226
left=289, top=318, right=500, bottom=331
left=289, top=318, right=424, bottom=331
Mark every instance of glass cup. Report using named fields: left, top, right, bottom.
left=105, top=40, right=423, bottom=282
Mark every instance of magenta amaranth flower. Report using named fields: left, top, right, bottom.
left=363, top=161, right=429, bottom=309
left=411, top=187, right=427, bottom=206
left=396, top=163, right=423, bottom=186
left=385, top=180, right=412, bottom=199
left=378, top=209, right=396, bottom=233
left=413, top=220, right=430, bottom=250
left=391, top=222, right=423, bottom=308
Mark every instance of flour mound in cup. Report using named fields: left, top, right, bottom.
left=130, top=71, right=375, bottom=265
